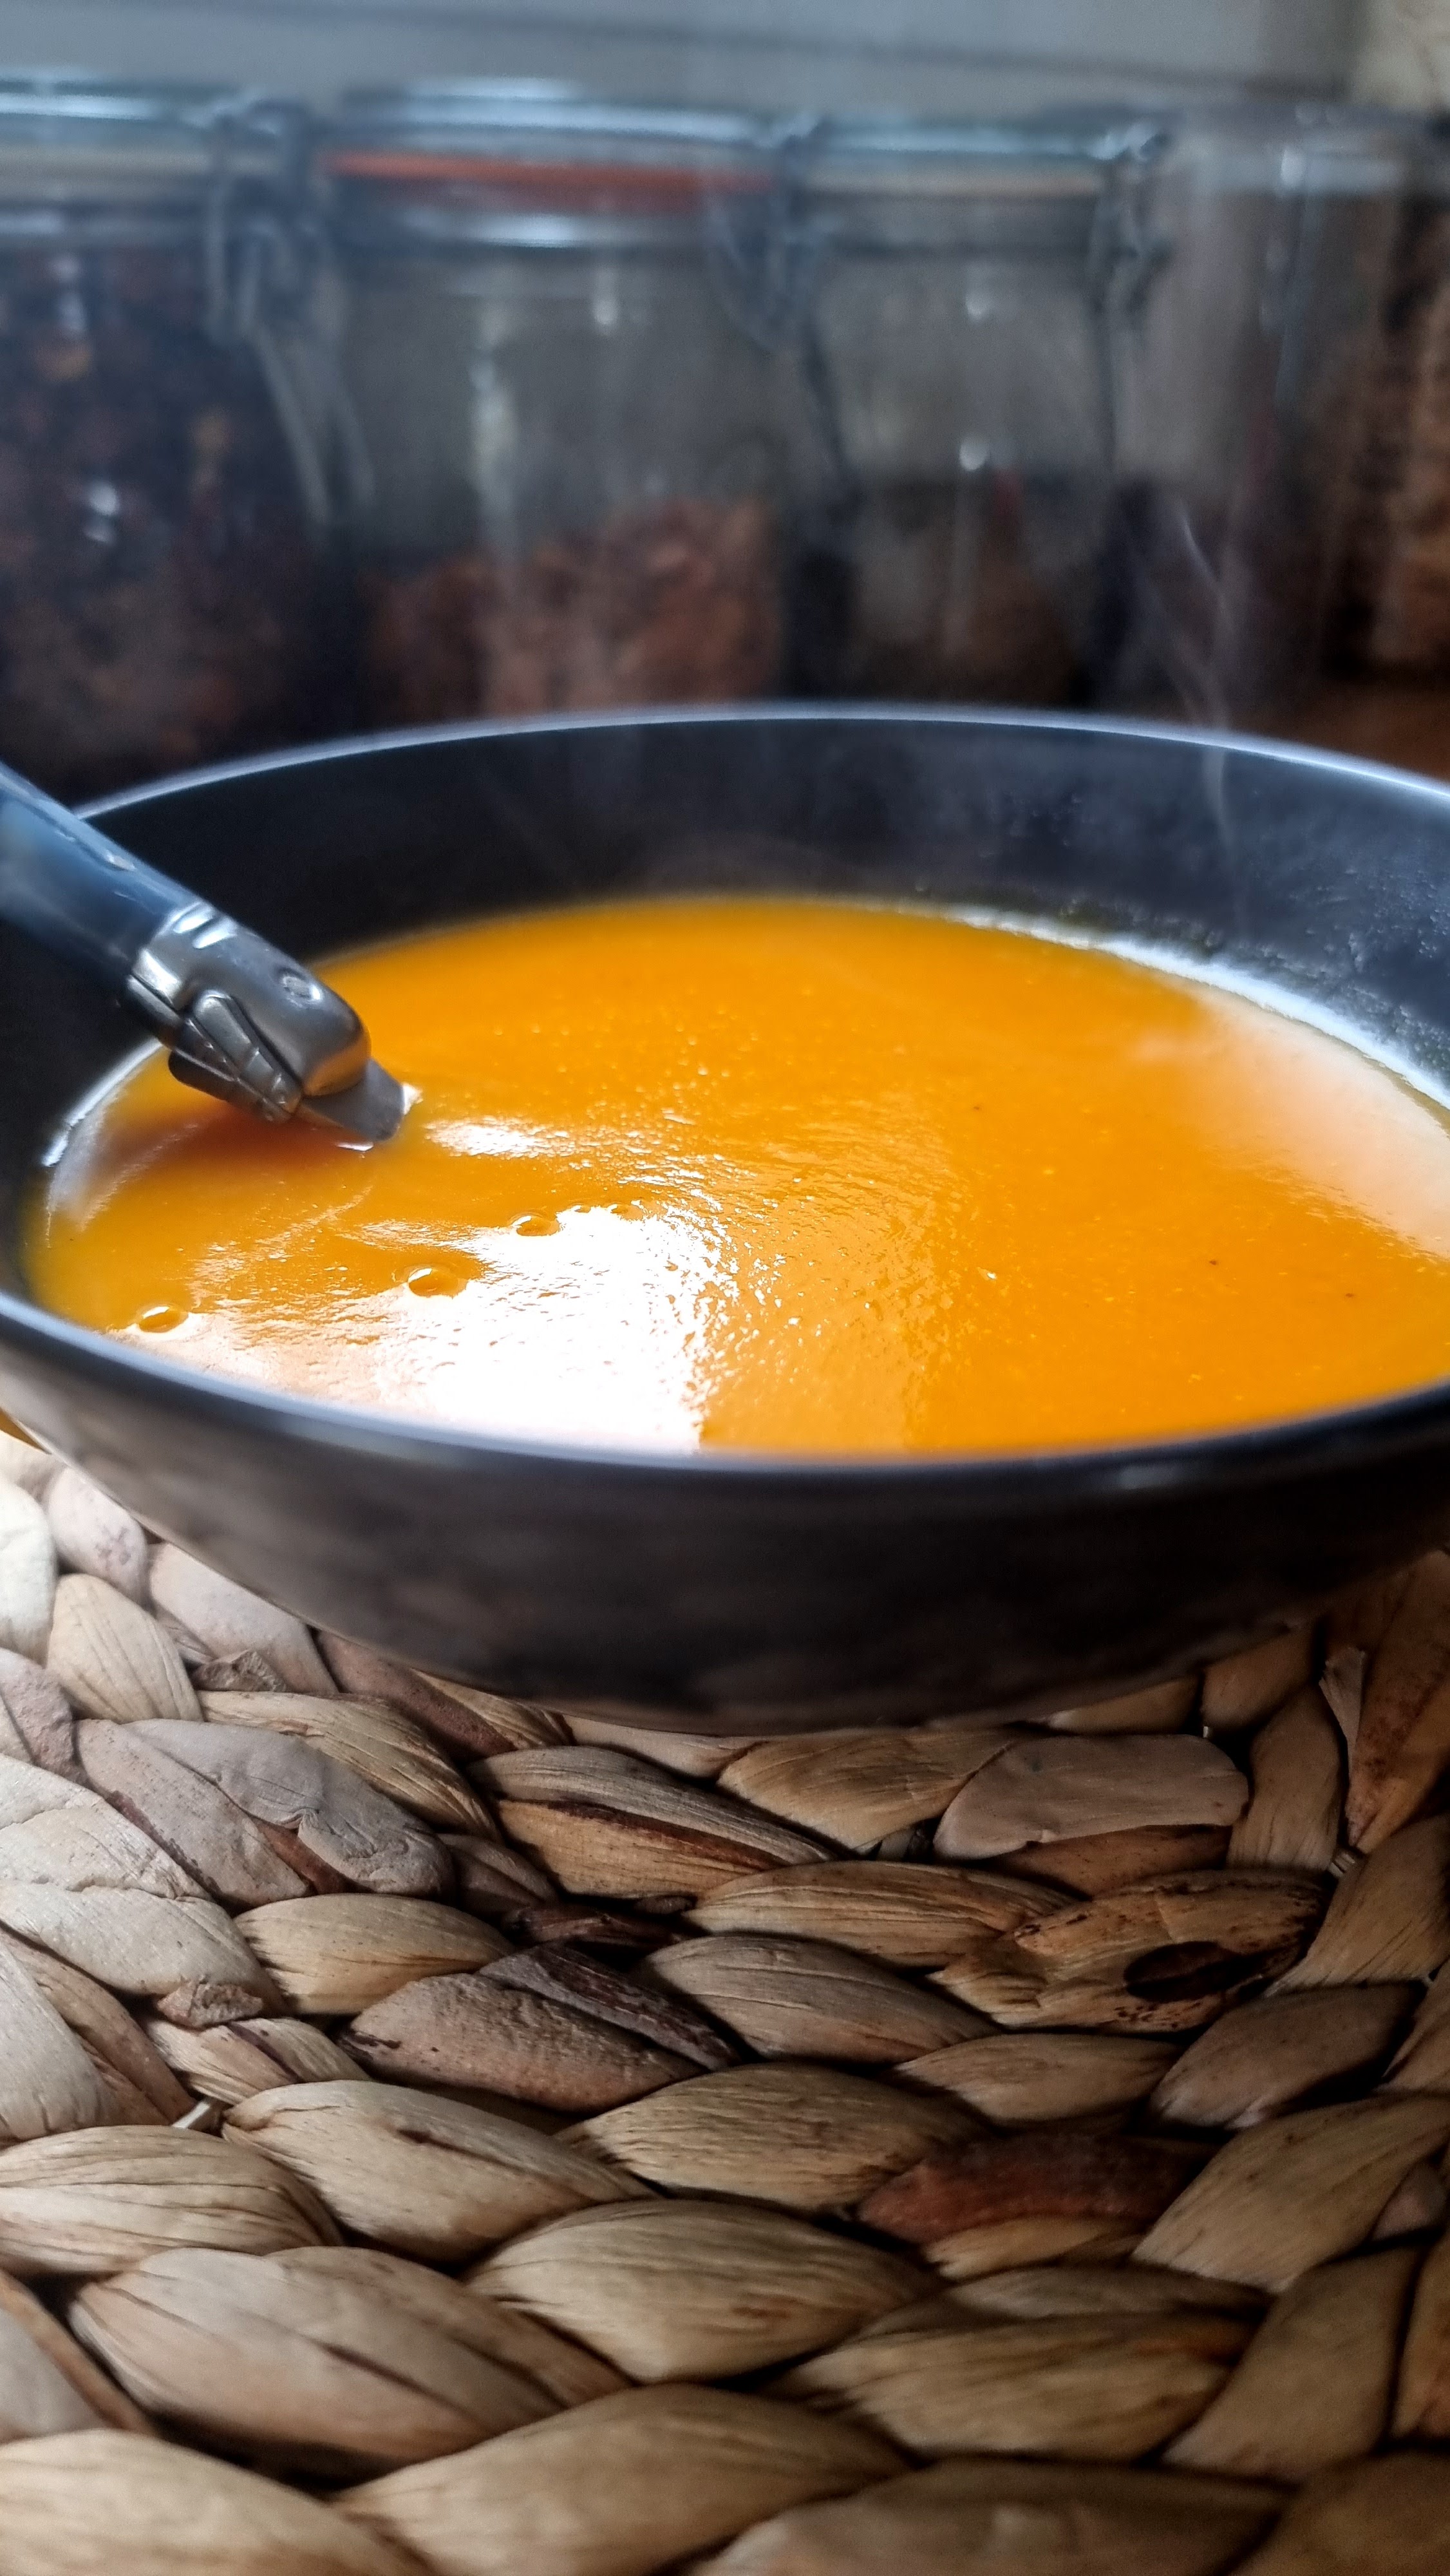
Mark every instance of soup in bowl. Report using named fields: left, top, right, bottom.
left=29, top=893, right=1450, bottom=1457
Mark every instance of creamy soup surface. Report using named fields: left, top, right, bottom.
left=26, top=895, right=1450, bottom=1453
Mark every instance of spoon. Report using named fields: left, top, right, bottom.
left=0, top=757, right=404, bottom=1145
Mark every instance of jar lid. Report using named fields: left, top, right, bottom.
left=798, top=111, right=1160, bottom=192
left=1155, top=100, right=1409, bottom=198
left=0, top=75, right=304, bottom=202
left=323, top=83, right=772, bottom=249
left=794, top=111, right=1165, bottom=254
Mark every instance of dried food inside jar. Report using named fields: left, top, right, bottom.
left=359, top=496, right=782, bottom=725
left=786, top=471, right=1088, bottom=706
left=0, top=243, right=342, bottom=797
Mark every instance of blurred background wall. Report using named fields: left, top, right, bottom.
left=0, top=0, right=1368, bottom=115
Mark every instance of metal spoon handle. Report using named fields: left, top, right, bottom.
left=0, top=760, right=187, bottom=990
left=0, top=759, right=403, bottom=1144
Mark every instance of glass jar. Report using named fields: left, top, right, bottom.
left=323, top=86, right=796, bottom=725
left=1100, top=104, right=1406, bottom=722
left=0, top=77, right=345, bottom=800
left=782, top=115, right=1159, bottom=706
left=1338, top=120, right=1450, bottom=674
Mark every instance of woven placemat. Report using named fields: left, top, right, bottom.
left=0, top=1426, right=1445, bottom=2572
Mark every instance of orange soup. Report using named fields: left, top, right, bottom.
left=26, top=895, right=1450, bottom=1453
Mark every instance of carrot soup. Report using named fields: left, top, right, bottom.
left=26, top=895, right=1450, bottom=1452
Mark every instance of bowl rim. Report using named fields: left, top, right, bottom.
left=6, top=699, right=1449, bottom=1503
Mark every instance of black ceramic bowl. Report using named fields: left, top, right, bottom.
left=1, top=707, right=1449, bottom=1733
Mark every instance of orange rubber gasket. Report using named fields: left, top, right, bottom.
left=324, top=149, right=768, bottom=205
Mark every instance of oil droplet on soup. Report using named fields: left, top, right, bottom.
left=26, top=896, right=1450, bottom=1454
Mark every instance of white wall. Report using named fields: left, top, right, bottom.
left=0, top=0, right=1365, bottom=116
